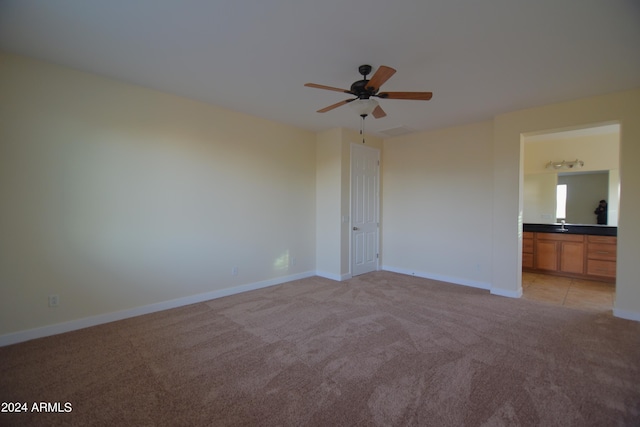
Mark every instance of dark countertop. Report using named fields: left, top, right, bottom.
left=524, top=223, right=617, bottom=236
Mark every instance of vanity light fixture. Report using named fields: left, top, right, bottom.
left=545, top=159, right=584, bottom=170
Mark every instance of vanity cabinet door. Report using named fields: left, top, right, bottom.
left=560, top=241, right=584, bottom=274
left=536, top=240, right=559, bottom=271
left=534, top=233, right=585, bottom=274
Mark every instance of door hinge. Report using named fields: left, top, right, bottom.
left=376, top=253, right=379, bottom=259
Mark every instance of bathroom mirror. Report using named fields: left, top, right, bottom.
left=523, top=170, right=617, bottom=225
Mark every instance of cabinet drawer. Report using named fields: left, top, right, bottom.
left=523, top=232, right=534, bottom=239
left=587, top=259, right=616, bottom=278
left=523, top=238, right=534, bottom=253
left=587, top=243, right=617, bottom=261
left=587, top=235, right=617, bottom=245
left=537, top=233, right=584, bottom=242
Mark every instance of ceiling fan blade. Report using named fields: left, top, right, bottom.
left=317, top=99, right=354, bottom=113
left=304, top=83, right=351, bottom=94
left=372, top=105, right=386, bottom=119
left=377, top=91, right=433, bottom=100
left=365, top=65, right=396, bottom=91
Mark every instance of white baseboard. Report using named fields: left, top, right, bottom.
left=315, top=270, right=351, bottom=282
left=490, top=287, right=523, bottom=298
left=381, top=265, right=491, bottom=291
left=0, top=270, right=316, bottom=347
left=613, top=308, right=640, bottom=322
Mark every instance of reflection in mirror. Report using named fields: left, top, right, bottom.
left=522, top=124, right=619, bottom=226
left=558, top=171, right=608, bottom=224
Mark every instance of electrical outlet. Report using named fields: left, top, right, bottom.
left=48, top=295, right=59, bottom=307
left=231, top=266, right=238, bottom=276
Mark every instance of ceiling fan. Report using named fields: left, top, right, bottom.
left=304, top=64, right=433, bottom=119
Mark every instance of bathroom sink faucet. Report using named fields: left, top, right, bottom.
left=560, top=220, right=569, bottom=232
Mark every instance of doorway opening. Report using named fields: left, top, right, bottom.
left=520, top=123, right=620, bottom=312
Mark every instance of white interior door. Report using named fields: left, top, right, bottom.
left=351, top=144, right=380, bottom=276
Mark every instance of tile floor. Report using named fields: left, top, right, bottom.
left=522, top=272, right=615, bottom=312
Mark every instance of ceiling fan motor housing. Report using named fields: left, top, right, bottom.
left=350, top=80, right=373, bottom=99
left=351, top=64, right=375, bottom=99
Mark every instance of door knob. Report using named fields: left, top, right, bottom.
left=353, top=227, right=359, bottom=231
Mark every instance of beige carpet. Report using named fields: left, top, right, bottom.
left=1, top=271, right=639, bottom=426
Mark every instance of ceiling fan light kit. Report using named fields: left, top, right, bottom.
left=349, top=98, right=379, bottom=117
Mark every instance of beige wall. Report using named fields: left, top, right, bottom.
left=382, top=121, right=494, bottom=289
left=0, top=53, right=317, bottom=337
left=523, top=133, right=619, bottom=175
left=315, top=128, right=342, bottom=278
left=523, top=173, right=557, bottom=223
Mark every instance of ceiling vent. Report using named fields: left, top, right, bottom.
left=378, top=125, right=416, bottom=137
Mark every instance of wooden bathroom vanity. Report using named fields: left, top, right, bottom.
left=523, top=224, right=617, bottom=282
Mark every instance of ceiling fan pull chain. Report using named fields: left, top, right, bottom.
left=360, top=115, right=365, bottom=143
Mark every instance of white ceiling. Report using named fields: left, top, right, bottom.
left=1, top=1, right=639, bottom=137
